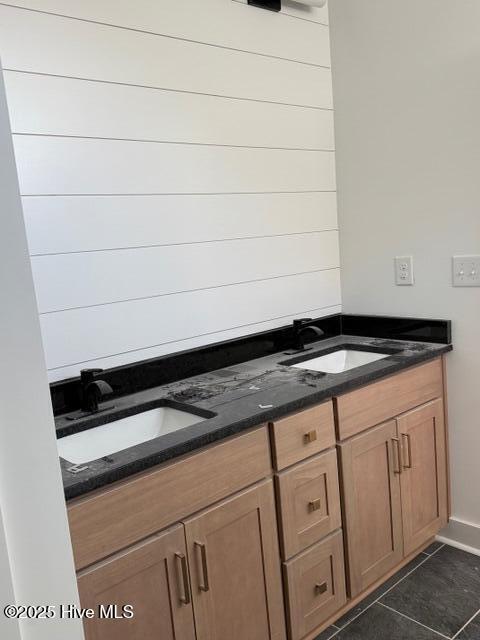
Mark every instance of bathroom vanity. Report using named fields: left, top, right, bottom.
left=57, top=317, right=451, bottom=640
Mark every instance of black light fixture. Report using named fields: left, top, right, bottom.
left=247, top=0, right=327, bottom=10
left=247, top=0, right=281, bottom=11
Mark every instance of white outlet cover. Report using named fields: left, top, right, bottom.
left=452, top=256, right=480, bottom=287
left=395, top=256, right=414, bottom=286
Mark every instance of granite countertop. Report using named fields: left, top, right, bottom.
left=57, top=334, right=452, bottom=500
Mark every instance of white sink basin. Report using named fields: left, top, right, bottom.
left=291, top=349, right=390, bottom=374
left=58, top=407, right=207, bottom=464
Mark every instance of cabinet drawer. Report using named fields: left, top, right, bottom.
left=335, top=358, right=443, bottom=440
left=276, top=450, right=341, bottom=559
left=283, top=531, right=346, bottom=640
left=270, top=402, right=335, bottom=471
left=68, top=426, right=271, bottom=570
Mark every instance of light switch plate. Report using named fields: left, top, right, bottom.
left=452, top=255, right=480, bottom=287
left=395, top=256, right=414, bottom=286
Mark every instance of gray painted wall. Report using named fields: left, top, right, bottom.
left=330, top=0, right=480, bottom=550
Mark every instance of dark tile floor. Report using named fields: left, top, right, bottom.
left=315, top=544, right=480, bottom=640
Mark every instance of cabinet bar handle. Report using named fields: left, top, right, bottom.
left=308, top=498, right=322, bottom=512
left=315, top=581, right=328, bottom=595
left=392, top=437, right=402, bottom=474
left=175, top=553, right=191, bottom=605
left=402, top=433, right=412, bottom=469
left=304, top=430, right=317, bottom=444
left=194, top=542, right=210, bottom=592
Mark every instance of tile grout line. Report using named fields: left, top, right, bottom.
left=451, top=607, right=480, bottom=639
left=326, top=544, right=446, bottom=637
left=321, top=624, right=340, bottom=639
left=422, top=544, right=444, bottom=557
left=378, top=602, right=451, bottom=640
left=371, top=544, right=445, bottom=603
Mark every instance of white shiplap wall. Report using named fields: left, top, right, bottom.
left=0, top=0, right=340, bottom=381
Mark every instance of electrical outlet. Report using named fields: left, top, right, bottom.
left=395, top=256, right=414, bottom=286
left=452, top=256, right=480, bottom=287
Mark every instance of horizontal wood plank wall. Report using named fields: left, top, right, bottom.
left=23, top=192, right=338, bottom=254
left=0, top=0, right=340, bottom=381
left=5, top=73, right=335, bottom=150
left=32, top=232, right=340, bottom=312
left=42, top=271, right=341, bottom=372
left=3, top=0, right=330, bottom=65
left=0, top=7, right=332, bottom=107
left=13, top=137, right=336, bottom=194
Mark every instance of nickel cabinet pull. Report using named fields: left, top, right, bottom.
left=194, top=542, right=210, bottom=592
left=392, top=437, right=403, bottom=474
left=175, top=553, right=191, bottom=605
left=402, top=433, right=412, bottom=469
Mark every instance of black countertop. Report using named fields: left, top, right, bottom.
left=57, top=334, right=451, bottom=500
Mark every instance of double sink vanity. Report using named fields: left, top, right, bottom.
left=54, top=315, right=452, bottom=640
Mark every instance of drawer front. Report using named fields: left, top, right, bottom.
left=284, top=531, right=347, bottom=640
left=270, top=402, right=335, bottom=471
left=276, top=450, right=341, bottom=559
left=335, top=358, right=443, bottom=441
left=68, top=426, right=271, bottom=570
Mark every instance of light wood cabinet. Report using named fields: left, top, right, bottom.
left=283, top=531, right=346, bottom=640
left=276, top=449, right=341, bottom=559
left=270, top=402, right=335, bottom=471
left=69, top=426, right=270, bottom=570
left=70, top=356, right=449, bottom=640
left=335, top=359, right=443, bottom=440
left=79, top=481, right=285, bottom=640
left=339, top=421, right=404, bottom=596
left=340, top=395, right=448, bottom=597
left=397, top=398, right=448, bottom=555
left=78, top=525, right=196, bottom=640
left=184, top=480, right=286, bottom=640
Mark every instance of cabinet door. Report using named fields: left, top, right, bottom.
left=184, top=480, right=286, bottom=640
left=78, top=525, right=195, bottom=640
left=339, top=421, right=403, bottom=597
left=397, top=398, right=448, bottom=555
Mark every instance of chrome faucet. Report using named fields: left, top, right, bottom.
left=80, top=368, right=113, bottom=413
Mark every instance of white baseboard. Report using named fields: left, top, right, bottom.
left=437, top=517, right=480, bottom=557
